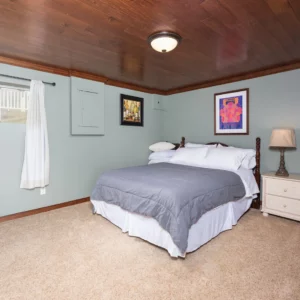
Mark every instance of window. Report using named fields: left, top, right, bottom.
left=0, top=86, right=29, bottom=124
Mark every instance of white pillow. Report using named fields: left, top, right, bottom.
left=201, top=147, right=248, bottom=171
left=242, top=155, right=256, bottom=169
left=148, top=158, right=170, bottom=164
left=149, top=142, right=175, bottom=152
left=169, top=147, right=208, bottom=167
left=217, top=144, right=256, bottom=169
left=185, top=142, right=216, bottom=148
left=149, top=150, right=175, bottom=160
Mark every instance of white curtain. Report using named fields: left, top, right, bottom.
left=20, top=80, right=49, bottom=189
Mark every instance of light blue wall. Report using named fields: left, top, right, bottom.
left=163, top=69, right=300, bottom=174
left=2, top=62, right=299, bottom=217
left=0, top=63, right=163, bottom=216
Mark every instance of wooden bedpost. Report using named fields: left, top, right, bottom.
left=180, top=137, right=185, bottom=148
left=251, top=137, right=261, bottom=209
left=169, top=137, right=185, bottom=150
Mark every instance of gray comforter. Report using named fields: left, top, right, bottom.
left=91, top=163, right=245, bottom=254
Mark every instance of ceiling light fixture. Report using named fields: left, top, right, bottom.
left=148, top=31, right=182, bottom=53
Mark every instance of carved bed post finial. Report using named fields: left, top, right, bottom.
left=180, top=137, right=185, bottom=148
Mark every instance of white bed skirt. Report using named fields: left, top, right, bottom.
left=91, top=197, right=253, bottom=258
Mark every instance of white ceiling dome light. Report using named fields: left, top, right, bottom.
left=148, top=31, right=182, bottom=53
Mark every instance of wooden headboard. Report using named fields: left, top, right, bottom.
left=174, top=136, right=261, bottom=209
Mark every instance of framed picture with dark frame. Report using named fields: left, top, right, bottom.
left=214, top=88, right=249, bottom=135
left=120, top=94, right=144, bottom=127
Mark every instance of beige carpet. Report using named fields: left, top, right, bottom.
left=0, top=203, right=299, bottom=300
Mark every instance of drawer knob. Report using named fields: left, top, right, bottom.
left=283, top=204, right=287, bottom=208
left=284, top=189, right=287, bottom=192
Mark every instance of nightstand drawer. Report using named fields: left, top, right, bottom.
left=266, top=194, right=300, bottom=215
left=266, top=178, right=300, bottom=200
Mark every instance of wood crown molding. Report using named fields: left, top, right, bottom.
left=105, top=78, right=165, bottom=94
left=1, top=55, right=300, bottom=96
left=70, top=70, right=165, bottom=94
left=0, top=55, right=69, bottom=76
left=69, top=70, right=108, bottom=83
left=165, top=61, right=300, bottom=95
left=0, top=197, right=90, bottom=223
left=0, top=55, right=166, bottom=95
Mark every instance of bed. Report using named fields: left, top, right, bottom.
left=91, top=137, right=261, bottom=257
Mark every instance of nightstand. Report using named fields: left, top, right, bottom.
left=262, top=173, right=300, bottom=221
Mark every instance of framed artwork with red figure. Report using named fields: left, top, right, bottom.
left=214, top=88, right=249, bottom=135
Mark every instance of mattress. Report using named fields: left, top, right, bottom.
left=91, top=196, right=254, bottom=258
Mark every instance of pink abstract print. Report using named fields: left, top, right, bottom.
left=219, top=96, right=243, bottom=129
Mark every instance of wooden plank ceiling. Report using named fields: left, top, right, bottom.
left=1, top=0, right=300, bottom=94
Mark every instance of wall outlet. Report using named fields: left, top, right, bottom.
left=40, top=187, right=46, bottom=195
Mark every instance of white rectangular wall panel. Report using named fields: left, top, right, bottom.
left=71, top=77, right=105, bottom=135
